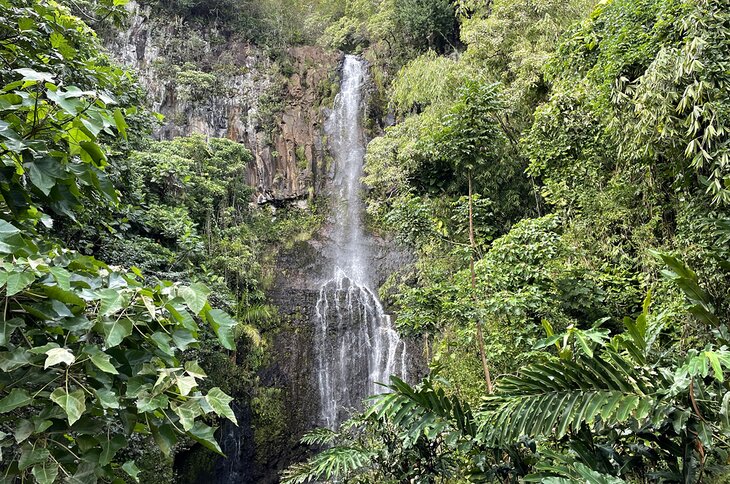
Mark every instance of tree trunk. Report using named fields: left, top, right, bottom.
left=469, top=171, right=493, bottom=393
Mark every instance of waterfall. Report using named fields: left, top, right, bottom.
left=314, top=55, right=408, bottom=429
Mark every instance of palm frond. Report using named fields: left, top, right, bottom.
left=366, top=375, right=477, bottom=445
left=481, top=351, right=669, bottom=443
left=280, top=446, right=375, bottom=484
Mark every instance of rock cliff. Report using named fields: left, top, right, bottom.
left=105, top=1, right=341, bottom=203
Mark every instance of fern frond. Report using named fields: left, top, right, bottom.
left=300, top=427, right=339, bottom=446
left=234, top=323, right=262, bottom=346
left=280, top=446, right=375, bottom=484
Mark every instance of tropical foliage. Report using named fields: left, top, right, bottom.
left=5, top=0, right=730, bottom=481
left=285, top=0, right=730, bottom=482
left=0, top=1, right=247, bottom=481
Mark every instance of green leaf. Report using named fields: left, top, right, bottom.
left=49, top=266, right=71, bottom=291
left=151, top=332, right=174, bottom=356
left=6, top=271, right=35, bottom=296
left=113, top=108, right=128, bottom=140
left=0, top=318, right=23, bottom=347
left=44, top=347, right=75, bottom=368
left=94, top=388, right=120, bottom=409
left=31, top=460, right=59, bottom=484
left=43, top=284, right=85, bottom=308
left=137, top=393, right=168, bottom=413
left=66, top=460, right=97, bottom=484
left=98, top=287, right=126, bottom=316
left=97, top=317, right=133, bottom=348
left=188, top=421, right=223, bottom=455
left=0, top=220, right=24, bottom=254
left=50, top=387, right=86, bottom=425
left=84, top=346, right=119, bottom=374
left=0, top=388, right=32, bottom=413
left=79, top=141, right=106, bottom=166
left=206, top=308, right=237, bottom=350
left=172, top=329, right=197, bottom=351
left=180, top=283, right=210, bottom=315
left=184, top=360, right=207, bottom=379
left=574, top=332, right=593, bottom=358
left=26, top=158, right=61, bottom=196
left=206, top=387, right=237, bottom=425
left=173, top=400, right=200, bottom=431
left=176, top=375, right=197, bottom=396
left=14, top=419, right=33, bottom=443
left=99, top=435, right=126, bottom=466
left=19, top=446, right=49, bottom=471
left=13, top=68, right=54, bottom=83
left=0, top=348, right=30, bottom=371
left=122, top=461, right=141, bottom=482
left=151, top=424, right=177, bottom=456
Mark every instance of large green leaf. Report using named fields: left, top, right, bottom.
left=188, top=421, right=223, bottom=455
left=206, top=387, right=237, bottom=425
left=0, top=318, right=23, bottom=347
left=172, top=400, right=200, bottom=431
left=180, top=283, right=210, bottom=315
left=83, top=345, right=119, bottom=374
left=0, top=220, right=24, bottom=254
left=31, top=460, right=59, bottom=484
left=6, top=271, right=35, bottom=296
left=98, top=287, right=127, bottom=316
left=50, top=388, right=86, bottom=425
left=122, top=461, right=141, bottom=483
left=99, top=435, right=126, bottom=466
left=66, top=460, right=97, bottom=484
left=151, top=424, right=177, bottom=456
left=206, top=308, right=237, bottom=350
left=18, top=446, right=50, bottom=471
left=94, top=388, right=120, bottom=409
left=13, top=68, right=54, bottom=83
left=26, top=157, right=62, bottom=196
left=44, top=347, right=75, bottom=368
left=49, top=266, right=71, bottom=291
left=0, top=388, right=32, bottom=413
left=0, top=348, right=30, bottom=371
left=96, top=317, right=133, bottom=348
left=176, top=375, right=197, bottom=396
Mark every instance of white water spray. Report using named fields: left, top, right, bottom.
left=314, top=55, right=407, bottom=429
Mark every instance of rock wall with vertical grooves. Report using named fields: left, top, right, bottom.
left=104, top=1, right=342, bottom=203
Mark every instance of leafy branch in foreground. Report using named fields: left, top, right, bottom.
left=0, top=2, right=243, bottom=481
left=0, top=224, right=239, bottom=482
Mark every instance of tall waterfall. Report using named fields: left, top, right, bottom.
left=315, top=55, right=407, bottom=429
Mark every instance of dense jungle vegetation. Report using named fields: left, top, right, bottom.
left=1, top=0, right=729, bottom=482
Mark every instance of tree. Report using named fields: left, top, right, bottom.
left=426, top=80, right=507, bottom=392
left=0, top=1, right=239, bottom=480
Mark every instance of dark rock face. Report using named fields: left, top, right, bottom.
left=254, top=225, right=423, bottom=482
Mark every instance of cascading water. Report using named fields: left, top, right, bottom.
left=315, top=55, right=407, bottom=429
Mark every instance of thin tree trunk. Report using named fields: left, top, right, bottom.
left=469, top=171, right=493, bottom=393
